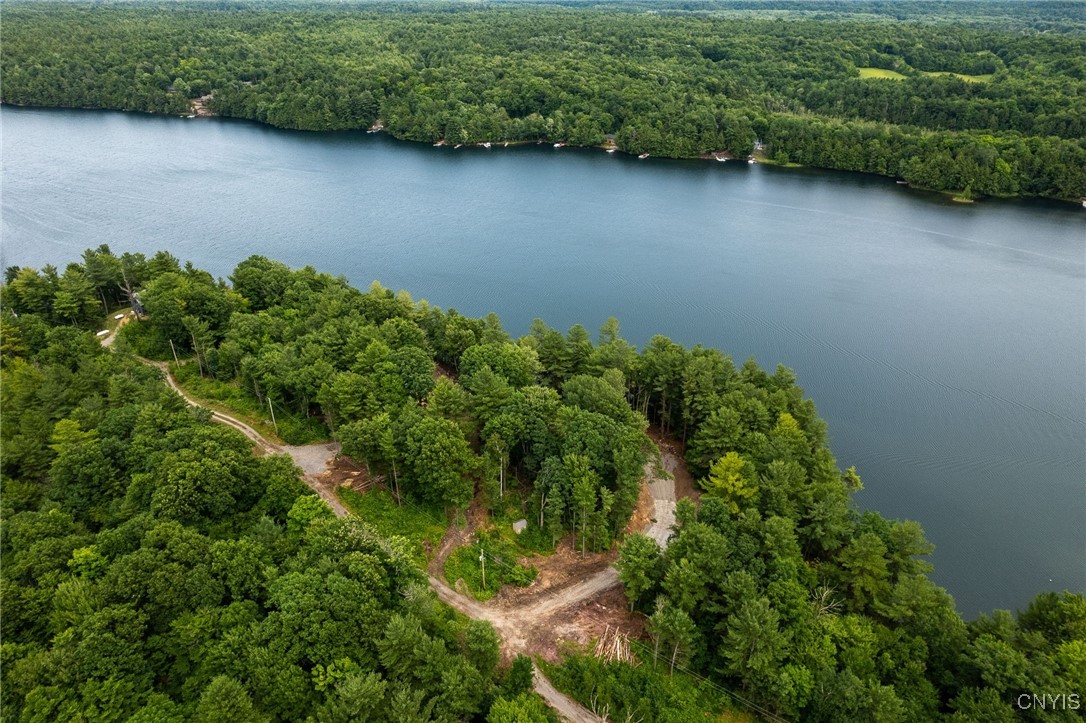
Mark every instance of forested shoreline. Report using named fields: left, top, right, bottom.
left=3, top=1, right=1086, bottom=200
left=3, top=248, right=1084, bottom=721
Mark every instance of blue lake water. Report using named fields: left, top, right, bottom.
left=3, top=105, right=1083, bottom=617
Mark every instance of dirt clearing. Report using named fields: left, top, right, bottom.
left=648, top=427, right=699, bottom=501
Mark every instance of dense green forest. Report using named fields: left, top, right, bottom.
left=4, top=247, right=1084, bottom=721
left=0, top=262, right=562, bottom=720
left=3, top=1, right=1086, bottom=200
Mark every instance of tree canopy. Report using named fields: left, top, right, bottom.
left=0, top=261, right=551, bottom=721
left=4, top=247, right=1083, bottom=722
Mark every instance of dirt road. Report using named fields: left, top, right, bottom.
left=139, top=355, right=601, bottom=720
left=418, top=446, right=688, bottom=720
left=644, top=458, right=677, bottom=549
left=428, top=571, right=606, bottom=721
left=128, top=340, right=694, bottom=722
left=534, top=668, right=604, bottom=723
left=416, top=442, right=690, bottom=721
left=144, top=359, right=348, bottom=516
left=99, top=311, right=133, bottom=348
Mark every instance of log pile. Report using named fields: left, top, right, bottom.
left=593, top=625, right=634, bottom=665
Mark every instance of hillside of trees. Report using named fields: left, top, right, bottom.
left=0, top=262, right=562, bottom=720
left=3, top=247, right=1084, bottom=721
left=2, top=1, right=1085, bottom=200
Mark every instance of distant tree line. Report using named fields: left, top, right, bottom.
left=2, top=2, right=1085, bottom=199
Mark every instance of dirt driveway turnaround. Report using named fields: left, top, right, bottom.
left=144, top=353, right=697, bottom=722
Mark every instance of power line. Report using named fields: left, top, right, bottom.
left=624, top=637, right=789, bottom=723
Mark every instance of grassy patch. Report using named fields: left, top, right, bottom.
left=338, top=488, right=447, bottom=567
left=857, top=66, right=906, bottom=80
left=487, top=489, right=558, bottom=556
left=857, top=67, right=991, bottom=83
left=100, top=305, right=133, bottom=333
left=444, top=531, right=538, bottom=601
left=921, top=70, right=992, bottom=83
left=170, top=362, right=287, bottom=443
left=750, top=149, right=796, bottom=166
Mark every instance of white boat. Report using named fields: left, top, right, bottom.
left=553, top=142, right=565, bottom=148
left=454, top=144, right=463, bottom=149
left=747, top=158, right=756, bottom=164
left=606, top=148, right=616, bottom=153
left=716, top=156, right=727, bottom=162
left=433, top=142, right=444, bottom=147
left=638, top=153, right=650, bottom=159
left=114, top=313, right=125, bottom=320
left=482, top=142, right=492, bottom=148
left=96, top=330, right=110, bottom=337
left=896, top=180, right=909, bottom=185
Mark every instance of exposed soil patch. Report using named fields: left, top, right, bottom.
left=531, top=583, right=644, bottom=663
left=314, top=453, right=370, bottom=493
left=434, top=360, right=459, bottom=381
left=289, top=447, right=346, bottom=516
left=429, top=509, right=630, bottom=663
left=427, top=495, right=488, bottom=577
left=283, top=442, right=341, bottom=477
left=625, top=481, right=655, bottom=536
left=329, top=454, right=370, bottom=486
left=492, top=536, right=617, bottom=609
left=648, top=427, right=699, bottom=501
left=190, top=94, right=215, bottom=117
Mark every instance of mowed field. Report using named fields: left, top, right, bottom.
left=858, top=66, right=992, bottom=82
left=858, top=66, right=908, bottom=79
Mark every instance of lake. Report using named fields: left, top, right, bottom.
left=2, top=105, right=1083, bottom=618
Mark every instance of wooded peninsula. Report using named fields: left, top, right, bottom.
left=2, top=1, right=1085, bottom=200
left=3, top=249, right=1083, bottom=721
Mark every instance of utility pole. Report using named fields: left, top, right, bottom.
left=268, top=397, right=278, bottom=436
left=169, top=339, right=180, bottom=370
left=190, top=330, right=203, bottom=376
left=479, top=549, right=486, bottom=590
